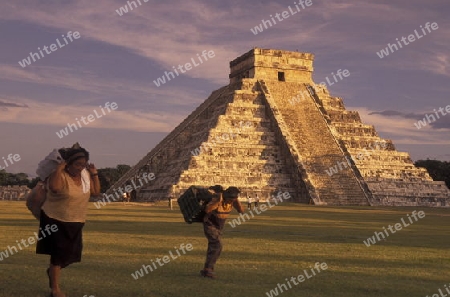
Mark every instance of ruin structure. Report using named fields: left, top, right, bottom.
left=107, top=48, right=449, bottom=206
left=0, top=185, right=31, bottom=201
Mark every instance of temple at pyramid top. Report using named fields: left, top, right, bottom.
left=229, top=48, right=314, bottom=83
left=107, top=48, right=450, bottom=207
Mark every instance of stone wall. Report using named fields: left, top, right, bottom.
left=230, top=48, right=314, bottom=84
left=0, top=185, right=31, bottom=201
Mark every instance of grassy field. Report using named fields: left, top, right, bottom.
left=0, top=201, right=449, bottom=297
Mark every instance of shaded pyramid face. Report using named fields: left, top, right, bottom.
left=108, top=48, right=449, bottom=206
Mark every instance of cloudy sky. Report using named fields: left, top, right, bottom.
left=0, top=0, right=449, bottom=176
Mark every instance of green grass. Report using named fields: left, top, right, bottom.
left=0, top=201, right=449, bottom=297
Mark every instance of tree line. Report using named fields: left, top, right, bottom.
left=1, top=160, right=449, bottom=191
left=0, top=164, right=131, bottom=193
left=414, top=159, right=450, bottom=188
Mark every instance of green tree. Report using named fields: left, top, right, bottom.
left=12, top=173, right=29, bottom=186
left=0, top=165, right=131, bottom=191
left=98, top=164, right=131, bottom=193
left=0, top=169, right=7, bottom=186
left=28, top=177, right=41, bottom=189
left=0, top=171, right=30, bottom=186
left=414, top=159, right=450, bottom=189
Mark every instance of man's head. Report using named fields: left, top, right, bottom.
left=223, top=186, right=240, bottom=201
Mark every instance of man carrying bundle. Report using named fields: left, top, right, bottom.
left=200, top=185, right=244, bottom=279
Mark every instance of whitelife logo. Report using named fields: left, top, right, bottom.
left=153, top=50, right=215, bottom=87
left=131, top=243, right=193, bottom=280
left=55, top=102, right=118, bottom=139
left=426, top=283, right=450, bottom=297
left=115, top=0, right=149, bottom=16
left=191, top=121, right=252, bottom=156
left=0, top=224, right=58, bottom=261
left=18, top=31, right=81, bottom=68
left=0, top=154, right=21, bottom=170
left=363, top=210, right=425, bottom=247
left=414, top=104, right=450, bottom=129
left=250, top=0, right=313, bottom=35
left=376, top=22, right=439, bottom=59
left=324, top=141, right=388, bottom=177
left=288, top=69, right=350, bottom=105
left=228, top=191, right=291, bottom=228
left=94, top=172, right=155, bottom=209
left=265, top=262, right=328, bottom=297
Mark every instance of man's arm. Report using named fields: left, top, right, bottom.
left=204, top=194, right=221, bottom=213
left=233, top=199, right=245, bottom=214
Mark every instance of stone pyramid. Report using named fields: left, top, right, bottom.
left=107, top=48, right=449, bottom=206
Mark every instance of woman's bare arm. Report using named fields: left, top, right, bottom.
left=48, top=161, right=66, bottom=193
left=87, top=163, right=101, bottom=196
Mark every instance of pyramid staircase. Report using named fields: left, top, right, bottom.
left=312, top=85, right=450, bottom=206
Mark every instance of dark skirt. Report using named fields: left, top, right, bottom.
left=36, top=210, right=85, bottom=268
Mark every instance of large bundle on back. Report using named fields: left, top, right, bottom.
left=177, top=186, right=213, bottom=224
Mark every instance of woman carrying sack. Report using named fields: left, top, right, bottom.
left=27, top=148, right=64, bottom=220
left=36, top=143, right=100, bottom=297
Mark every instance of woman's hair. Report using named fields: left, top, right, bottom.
left=59, top=143, right=90, bottom=166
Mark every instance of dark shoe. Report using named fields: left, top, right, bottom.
left=200, top=269, right=217, bottom=279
